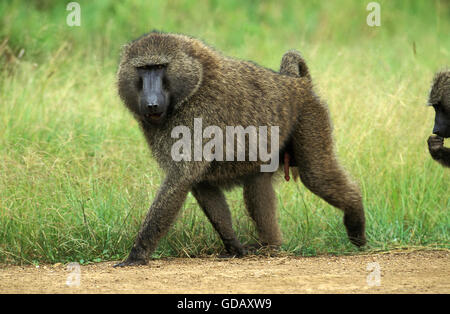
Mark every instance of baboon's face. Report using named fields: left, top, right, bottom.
left=431, top=101, right=450, bottom=138
left=118, top=34, right=203, bottom=126
left=429, top=73, right=450, bottom=138
left=135, top=64, right=170, bottom=124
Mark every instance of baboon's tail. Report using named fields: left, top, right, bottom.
left=279, top=50, right=311, bottom=82
left=279, top=50, right=311, bottom=181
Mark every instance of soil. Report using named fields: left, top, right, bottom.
left=0, top=249, right=448, bottom=294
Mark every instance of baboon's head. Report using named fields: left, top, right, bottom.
left=118, top=32, right=203, bottom=125
left=429, top=70, right=450, bottom=138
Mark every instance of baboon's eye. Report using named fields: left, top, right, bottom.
left=136, top=77, right=143, bottom=90
left=154, top=64, right=166, bottom=70
left=147, top=64, right=165, bottom=70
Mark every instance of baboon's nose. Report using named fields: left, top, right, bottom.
left=144, top=94, right=163, bottom=111
left=433, top=127, right=442, bottom=137
left=146, top=102, right=159, bottom=109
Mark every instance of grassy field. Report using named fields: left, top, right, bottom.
left=0, top=0, right=449, bottom=265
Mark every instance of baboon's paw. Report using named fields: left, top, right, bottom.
left=348, top=234, right=367, bottom=247
left=222, top=239, right=246, bottom=257
left=244, top=243, right=281, bottom=254
left=243, top=243, right=263, bottom=253
left=231, top=246, right=247, bottom=258
left=113, top=258, right=148, bottom=268
left=344, top=213, right=366, bottom=247
left=217, top=253, right=245, bottom=259
left=218, top=246, right=247, bottom=258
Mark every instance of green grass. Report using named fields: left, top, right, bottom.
left=0, top=0, right=449, bottom=264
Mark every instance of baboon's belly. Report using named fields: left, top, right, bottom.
left=201, top=160, right=265, bottom=187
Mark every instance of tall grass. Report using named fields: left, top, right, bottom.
left=0, top=0, right=449, bottom=264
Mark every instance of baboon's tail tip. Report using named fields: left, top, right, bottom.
left=280, top=50, right=312, bottom=82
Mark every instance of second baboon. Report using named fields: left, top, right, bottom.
left=427, top=70, right=450, bottom=167
left=115, top=32, right=366, bottom=267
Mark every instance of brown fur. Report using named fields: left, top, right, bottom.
left=115, top=32, right=366, bottom=266
left=428, top=70, right=450, bottom=167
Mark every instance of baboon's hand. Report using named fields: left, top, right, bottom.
left=428, top=135, right=444, bottom=158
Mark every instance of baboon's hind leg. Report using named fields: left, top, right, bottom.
left=243, top=173, right=282, bottom=248
left=192, top=182, right=245, bottom=256
left=292, top=98, right=366, bottom=246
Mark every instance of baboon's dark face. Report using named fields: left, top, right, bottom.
left=431, top=101, right=450, bottom=138
left=136, top=64, right=170, bottom=124
left=429, top=72, right=450, bottom=138
left=118, top=34, right=204, bottom=126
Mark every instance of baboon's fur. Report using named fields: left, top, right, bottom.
left=428, top=70, right=450, bottom=167
left=115, top=32, right=366, bottom=266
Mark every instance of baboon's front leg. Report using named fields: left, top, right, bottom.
left=192, top=182, right=245, bottom=256
left=114, top=176, right=191, bottom=267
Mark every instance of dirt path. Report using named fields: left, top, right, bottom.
left=0, top=250, right=449, bottom=294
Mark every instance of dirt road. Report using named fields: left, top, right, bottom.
left=0, top=250, right=448, bottom=293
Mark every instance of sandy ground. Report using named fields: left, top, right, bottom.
left=0, top=250, right=449, bottom=294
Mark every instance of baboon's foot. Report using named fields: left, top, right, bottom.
left=113, top=257, right=148, bottom=268
left=218, top=249, right=247, bottom=259
left=222, top=239, right=246, bottom=257
left=344, top=213, right=366, bottom=247
left=244, top=243, right=281, bottom=255
left=113, top=246, right=148, bottom=267
left=218, top=252, right=246, bottom=259
left=244, top=243, right=263, bottom=253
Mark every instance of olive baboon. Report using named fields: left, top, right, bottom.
left=115, top=32, right=366, bottom=267
left=427, top=70, right=450, bottom=167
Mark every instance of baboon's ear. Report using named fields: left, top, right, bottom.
left=166, top=52, right=203, bottom=107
